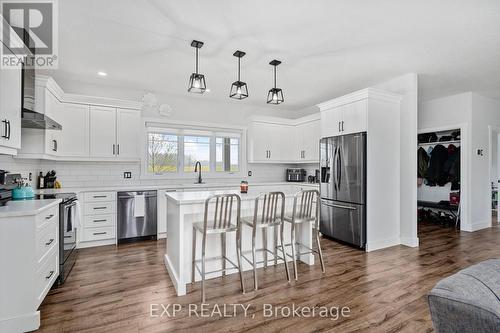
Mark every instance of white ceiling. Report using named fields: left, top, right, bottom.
left=45, top=0, right=500, bottom=114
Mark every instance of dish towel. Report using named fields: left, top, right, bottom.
left=74, top=200, right=82, bottom=229
left=134, top=194, right=145, bottom=217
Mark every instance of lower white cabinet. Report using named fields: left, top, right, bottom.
left=0, top=202, right=60, bottom=332
left=79, top=191, right=117, bottom=247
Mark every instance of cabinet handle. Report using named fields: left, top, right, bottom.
left=339, top=121, right=341, bottom=132
left=93, top=195, right=107, bottom=198
left=45, top=270, right=54, bottom=280
left=93, top=232, right=107, bottom=235
left=52, top=139, right=57, bottom=151
left=45, top=214, right=54, bottom=220
left=117, top=144, right=120, bottom=155
left=93, top=206, right=107, bottom=210
left=113, top=144, right=116, bottom=155
left=6, top=120, right=10, bottom=140
left=1, top=120, right=7, bottom=139
left=45, top=238, right=54, bottom=246
left=93, top=219, right=107, bottom=223
left=269, top=150, right=271, bottom=158
left=342, top=121, right=344, bottom=132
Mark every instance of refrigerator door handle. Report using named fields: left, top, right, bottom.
left=337, top=147, right=342, bottom=190
left=333, top=147, right=338, bottom=191
left=321, top=200, right=357, bottom=211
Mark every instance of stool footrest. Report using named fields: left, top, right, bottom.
left=193, top=255, right=239, bottom=275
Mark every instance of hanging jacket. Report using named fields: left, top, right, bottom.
left=418, top=147, right=430, bottom=178
left=444, top=145, right=460, bottom=189
left=426, top=144, right=449, bottom=186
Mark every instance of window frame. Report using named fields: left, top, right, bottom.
left=141, top=122, right=245, bottom=180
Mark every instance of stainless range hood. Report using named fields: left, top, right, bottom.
left=21, top=109, right=62, bottom=130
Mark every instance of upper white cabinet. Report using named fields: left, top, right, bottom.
left=89, top=106, right=140, bottom=159
left=247, top=115, right=320, bottom=163
left=17, top=76, right=142, bottom=161
left=56, top=103, right=89, bottom=157
left=0, top=42, right=22, bottom=154
left=295, top=119, right=320, bottom=162
left=319, top=99, right=367, bottom=138
left=116, top=108, right=140, bottom=158
left=89, top=106, right=116, bottom=157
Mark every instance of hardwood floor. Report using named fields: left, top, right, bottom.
left=38, top=222, right=500, bottom=333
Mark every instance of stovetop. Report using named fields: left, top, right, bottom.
left=0, top=190, right=77, bottom=206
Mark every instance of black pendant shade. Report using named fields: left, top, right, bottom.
left=188, top=40, right=207, bottom=94
left=267, top=59, right=284, bottom=104
left=230, top=50, right=248, bottom=100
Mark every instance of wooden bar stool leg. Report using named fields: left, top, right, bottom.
left=191, top=227, right=196, bottom=284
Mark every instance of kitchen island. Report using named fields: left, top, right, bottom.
left=164, top=187, right=316, bottom=296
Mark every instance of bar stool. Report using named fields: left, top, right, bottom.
left=283, top=189, right=325, bottom=280
left=240, top=192, right=290, bottom=290
left=191, top=194, right=245, bottom=303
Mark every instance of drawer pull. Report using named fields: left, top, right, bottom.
left=93, top=207, right=107, bottom=210
left=45, top=214, right=54, bottom=220
left=45, top=270, right=54, bottom=280
left=93, top=195, right=107, bottom=198
left=93, top=219, right=107, bottom=222
left=93, top=232, right=107, bottom=235
left=45, top=238, right=54, bottom=246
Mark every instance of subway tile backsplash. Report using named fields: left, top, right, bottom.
left=0, top=155, right=316, bottom=188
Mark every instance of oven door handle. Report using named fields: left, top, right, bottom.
left=64, top=202, right=77, bottom=210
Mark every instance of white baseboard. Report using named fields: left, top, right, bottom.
left=366, top=237, right=401, bottom=252
left=157, top=232, right=166, bottom=240
left=462, top=219, right=491, bottom=232
left=77, top=238, right=116, bottom=249
left=164, top=254, right=185, bottom=296
left=400, top=236, right=419, bottom=247
left=0, top=311, right=40, bottom=332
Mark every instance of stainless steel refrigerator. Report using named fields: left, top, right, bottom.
left=319, top=133, right=367, bottom=249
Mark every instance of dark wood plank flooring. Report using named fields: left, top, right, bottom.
left=37, top=221, right=500, bottom=333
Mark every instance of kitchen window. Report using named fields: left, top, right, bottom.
left=147, top=133, right=178, bottom=173
left=144, top=125, right=243, bottom=177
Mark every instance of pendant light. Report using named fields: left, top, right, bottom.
left=188, top=40, right=207, bottom=94
left=229, top=50, right=249, bottom=100
left=267, top=59, right=284, bottom=104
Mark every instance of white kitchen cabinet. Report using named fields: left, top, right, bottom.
left=116, top=108, right=140, bottom=158
left=53, top=103, right=89, bottom=157
left=320, top=99, right=367, bottom=138
left=43, top=90, right=62, bottom=156
left=0, top=42, right=22, bottom=153
left=89, top=106, right=117, bottom=157
left=247, top=121, right=294, bottom=162
left=296, top=119, right=320, bottom=162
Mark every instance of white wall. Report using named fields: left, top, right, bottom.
left=374, top=73, right=419, bottom=247
left=471, top=93, right=500, bottom=230
left=419, top=92, right=500, bottom=231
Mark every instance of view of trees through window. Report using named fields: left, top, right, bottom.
left=147, top=130, right=240, bottom=175
left=147, top=133, right=178, bottom=173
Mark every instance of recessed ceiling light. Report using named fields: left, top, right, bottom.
left=97, top=71, right=107, bottom=77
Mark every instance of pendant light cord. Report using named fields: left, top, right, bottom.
left=195, top=47, right=199, bottom=74
left=238, top=57, right=241, bottom=81
left=274, top=65, right=277, bottom=89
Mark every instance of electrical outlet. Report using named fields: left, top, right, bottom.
left=124, top=172, right=132, bottom=179
left=248, top=171, right=252, bottom=177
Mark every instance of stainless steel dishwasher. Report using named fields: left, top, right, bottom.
left=117, top=191, right=157, bottom=243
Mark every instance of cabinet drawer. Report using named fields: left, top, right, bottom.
left=82, top=226, right=115, bottom=241
left=84, top=191, right=116, bottom=202
left=36, top=218, right=58, bottom=264
left=36, top=248, right=58, bottom=307
left=84, top=214, right=115, bottom=228
left=84, top=201, right=115, bottom=215
left=36, top=205, right=59, bottom=228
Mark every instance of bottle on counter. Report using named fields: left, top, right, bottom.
left=240, top=181, right=248, bottom=194
left=37, top=172, right=45, bottom=189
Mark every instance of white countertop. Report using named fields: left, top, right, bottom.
left=34, top=182, right=319, bottom=195
left=0, top=199, right=61, bottom=217
left=166, top=187, right=316, bottom=205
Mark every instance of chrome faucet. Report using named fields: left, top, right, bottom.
left=194, top=161, right=203, bottom=184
